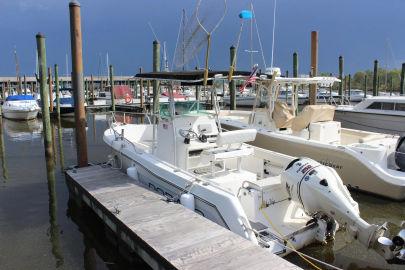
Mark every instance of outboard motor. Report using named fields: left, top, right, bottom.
left=395, top=135, right=405, bottom=171
left=281, top=158, right=405, bottom=263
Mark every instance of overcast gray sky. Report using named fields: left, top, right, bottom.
left=0, top=0, right=404, bottom=76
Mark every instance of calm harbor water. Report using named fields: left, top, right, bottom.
left=0, top=113, right=403, bottom=270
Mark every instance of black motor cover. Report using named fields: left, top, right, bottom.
left=395, top=135, right=405, bottom=171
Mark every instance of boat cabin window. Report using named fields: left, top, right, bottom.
left=395, top=103, right=405, bottom=112
left=367, top=101, right=403, bottom=111
left=381, top=102, right=395, bottom=110
left=366, top=102, right=381, bottom=110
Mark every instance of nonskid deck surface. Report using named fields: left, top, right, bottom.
left=66, top=165, right=301, bottom=270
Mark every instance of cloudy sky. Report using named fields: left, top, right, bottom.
left=0, top=0, right=404, bottom=77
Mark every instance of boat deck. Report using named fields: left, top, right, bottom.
left=65, top=164, right=301, bottom=270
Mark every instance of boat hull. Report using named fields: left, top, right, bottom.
left=221, top=121, right=405, bottom=200
left=335, top=110, right=405, bottom=134
left=2, top=109, right=39, bottom=120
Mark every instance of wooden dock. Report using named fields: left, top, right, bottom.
left=65, top=165, right=301, bottom=270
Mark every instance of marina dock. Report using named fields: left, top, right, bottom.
left=65, top=164, right=301, bottom=270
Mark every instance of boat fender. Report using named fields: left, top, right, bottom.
left=395, top=135, right=405, bottom=171
left=180, top=193, right=195, bottom=211
left=126, top=166, right=139, bottom=181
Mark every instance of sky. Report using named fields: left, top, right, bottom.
left=0, top=0, right=404, bottom=77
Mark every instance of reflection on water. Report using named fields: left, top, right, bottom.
left=45, top=151, right=64, bottom=268
left=3, top=118, right=42, bottom=141
left=0, top=112, right=403, bottom=270
left=0, top=117, right=8, bottom=183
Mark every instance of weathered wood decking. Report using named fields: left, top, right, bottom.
left=65, top=165, right=301, bottom=270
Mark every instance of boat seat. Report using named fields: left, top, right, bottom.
left=201, top=146, right=254, bottom=162
left=216, top=129, right=257, bottom=147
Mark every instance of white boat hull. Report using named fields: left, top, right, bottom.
left=2, top=109, right=39, bottom=120
left=335, top=110, right=405, bottom=134
left=221, top=119, right=405, bottom=200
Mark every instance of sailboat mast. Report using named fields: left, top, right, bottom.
left=13, top=46, right=21, bottom=93
left=182, top=9, right=186, bottom=71
left=163, top=41, right=169, bottom=72
left=106, top=53, right=109, bottom=85
left=250, top=2, right=253, bottom=68
left=270, top=0, right=277, bottom=68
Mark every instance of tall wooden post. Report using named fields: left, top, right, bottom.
left=293, top=52, right=299, bottom=115
left=90, top=74, right=94, bottom=104
left=373, top=60, right=378, bottom=96
left=364, top=74, right=367, bottom=98
left=139, top=67, right=144, bottom=109
left=54, top=64, right=60, bottom=118
left=229, top=45, right=236, bottom=110
left=48, top=67, right=54, bottom=112
left=152, top=40, right=160, bottom=116
left=338, top=56, right=344, bottom=104
left=309, top=31, right=318, bottom=105
left=36, top=33, right=53, bottom=158
left=69, top=1, right=88, bottom=167
left=23, top=75, right=27, bottom=95
left=400, top=63, right=405, bottom=96
left=109, top=65, right=115, bottom=111
left=348, top=74, right=351, bottom=102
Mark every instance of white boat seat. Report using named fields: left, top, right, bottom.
left=201, top=146, right=254, bottom=162
left=216, top=129, right=257, bottom=147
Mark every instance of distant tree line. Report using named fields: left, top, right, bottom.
left=320, top=68, right=402, bottom=93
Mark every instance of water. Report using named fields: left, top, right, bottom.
left=0, top=113, right=403, bottom=270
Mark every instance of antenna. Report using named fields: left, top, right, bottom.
left=148, top=22, right=160, bottom=43
left=270, top=0, right=277, bottom=68
left=163, top=41, right=169, bottom=72
left=14, top=46, right=20, bottom=80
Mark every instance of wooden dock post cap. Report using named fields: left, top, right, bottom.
left=153, top=40, right=159, bottom=44
left=36, top=32, right=45, bottom=38
left=69, top=1, right=81, bottom=7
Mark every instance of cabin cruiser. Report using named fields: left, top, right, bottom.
left=2, top=95, right=40, bottom=120
left=335, top=96, right=405, bottom=134
left=218, top=76, right=405, bottom=201
left=103, top=72, right=404, bottom=264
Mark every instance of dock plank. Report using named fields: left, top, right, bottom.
left=66, top=165, right=301, bottom=270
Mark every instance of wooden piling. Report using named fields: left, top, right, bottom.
left=348, top=74, right=351, bottom=102
left=69, top=0, right=88, bottom=167
left=139, top=67, right=144, bottom=109
left=48, top=67, right=54, bottom=112
left=109, top=65, right=115, bottom=111
left=373, top=60, right=378, bottom=96
left=309, top=31, right=318, bottom=105
left=90, top=75, right=95, bottom=104
left=152, top=40, right=160, bottom=116
left=229, top=45, right=236, bottom=110
left=400, top=63, right=405, bottom=96
left=364, top=74, right=367, bottom=98
left=23, top=75, right=27, bottom=95
left=36, top=33, right=53, bottom=158
left=54, top=64, right=61, bottom=118
left=338, top=56, right=344, bottom=104
left=293, top=52, right=299, bottom=115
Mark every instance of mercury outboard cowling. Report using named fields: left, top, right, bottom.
left=395, top=135, right=405, bottom=171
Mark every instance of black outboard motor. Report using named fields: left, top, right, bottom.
left=395, top=135, right=405, bottom=171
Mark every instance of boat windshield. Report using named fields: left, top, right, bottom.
left=160, top=100, right=211, bottom=117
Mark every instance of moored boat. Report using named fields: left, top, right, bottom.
left=2, top=95, right=40, bottom=120
left=103, top=72, right=404, bottom=264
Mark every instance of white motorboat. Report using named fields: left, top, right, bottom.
left=103, top=72, right=404, bottom=264
left=218, top=76, right=405, bottom=200
left=2, top=95, right=40, bottom=120
left=335, top=96, right=405, bottom=134
left=346, top=89, right=372, bottom=102
left=277, top=87, right=308, bottom=105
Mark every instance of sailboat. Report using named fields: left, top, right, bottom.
left=103, top=71, right=403, bottom=264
